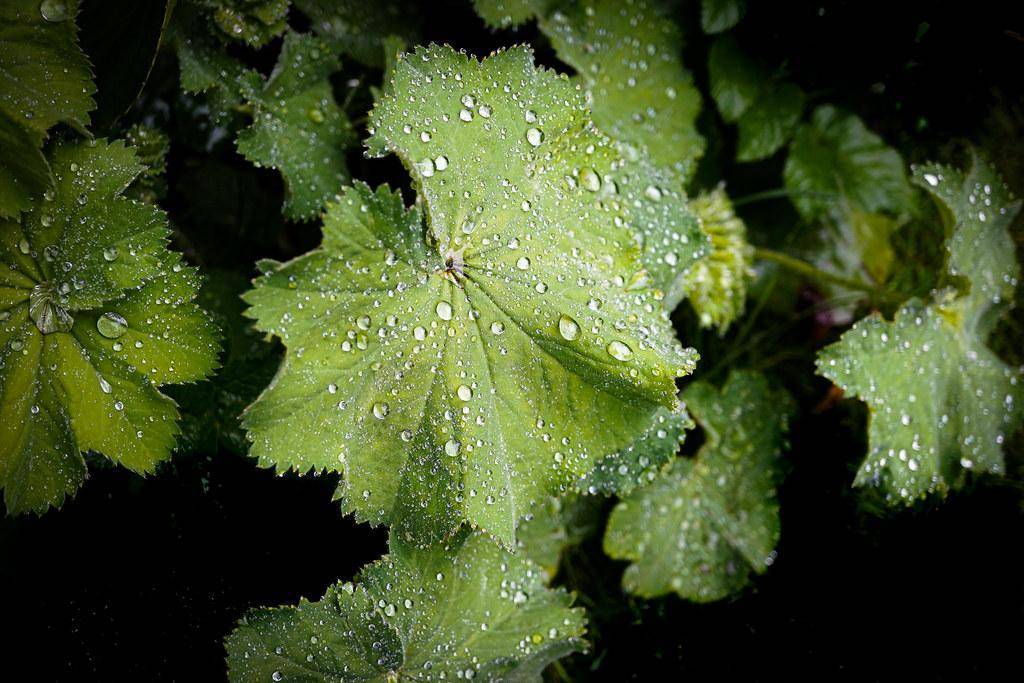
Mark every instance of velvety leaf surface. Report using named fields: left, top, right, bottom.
left=226, top=530, right=587, bottom=681
left=0, top=140, right=219, bottom=514
left=244, top=46, right=697, bottom=547
left=236, top=31, right=354, bottom=221
left=817, top=156, right=1022, bottom=503
left=784, top=105, right=914, bottom=221
left=604, top=370, right=791, bottom=601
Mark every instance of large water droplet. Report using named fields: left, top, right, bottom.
left=558, top=315, right=580, bottom=341
left=372, top=402, right=390, bottom=419
left=103, top=246, right=119, bottom=262
left=436, top=301, right=453, bottom=321
left=580, top=168, right=601, bottom=192
left=607, top=340, right=634, bottom=361
left=39, top=0, right=68, bottom=22
left=525, top=127, right=544, bottom=146
left=457, top=384, right=473, bottom=401
left=97, top=312, right=128, bottom=339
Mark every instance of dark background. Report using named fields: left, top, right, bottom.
left=2, top=0, right=1022, bottom=679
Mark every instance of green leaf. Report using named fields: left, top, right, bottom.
left=0, top=0, right=97, bottom=218
left=604, top=370, right=792, bottom=601
left=517, top=493, right=601, bottom=578
left=468, top=1, right=710, bottom=298
left=539, top=0, right=705, bottom=175
left=0, top=111, right=50, bottom=219
left=708, top=36, right=766, bottom=124
left=226, top=529, right=587, bottom=681
left=736, top=83, right=806, bottom=162
left=0, top=0, right=96, bottom=139
left=816, top=156, right=1022, bottom=503
left=472, top=0, right=549, bottom=29
left=293, top=0, right=422, bottom=68
left=702, top=0, right=746, bottom=34
left=784, top=105, right=914, bottom=221
left=244, top=46, right=697, bottom=547
left=575, top=405, right=692, bottom=496
left=235, top=31, right=354, bottom=221
left=170, top=3, right=250, bottom=96
left=124, top=124, right=170, bottom=204
left=199, top=0, right=290, bottom=47
left=679, top=186, right=753, bottom=332
left=0, top=139, right=220, bottom=514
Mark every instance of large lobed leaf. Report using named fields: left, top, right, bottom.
left=0, top=140, right=219, bottom=514
left=604, top=370, right=791, bottom=601
left=226, top=529, right=587, bottom=681
left=817, top=156, right=1022, bottom=503
left=243, top=46, right=698, bottom=548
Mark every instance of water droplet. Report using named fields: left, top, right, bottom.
left=580, top=168, right=601, bottom=192
left=103, top=246, right=119, bottom=261
left=97, top=312, right=128, bottom=339
left=525, top=127, right=543, bottom=146
left=357, top=315, right=371, bottom=330
left=478, top=104, right=492, bottom=118
left=18, top=238, right=30, bottom=255
left=372, top=402, right=390, bottom=419
left=457, top=384, right=473, bottom=401
left=445, top=439, right=461, bottom=456
left=416, top=158, right=435, bottom=177
left=459, top=108, right=473, bottom=122
left=607, top=340, right=634, bottom=361
left=307, top=107, right=324, bottom=123
left=435, top=155, right=449, bottom=171
left=39, top=0, right=68, bottom=22
left=644, top=186, right=662, bottom=201
left=923, top=173, right=939, bottom=187
left=516, top=256, right=531, bottom=270
left=558, top=315, right=580, bottom=341
left=490, top=321, right=505, bottom=335
left=524, top=109, right=538, bottom=123
left=436, top=301, right=453, bottom=321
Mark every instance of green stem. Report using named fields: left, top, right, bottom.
left=753, top=247, right=877, bottom=295
left=731, top=187, right=835, bottom=207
